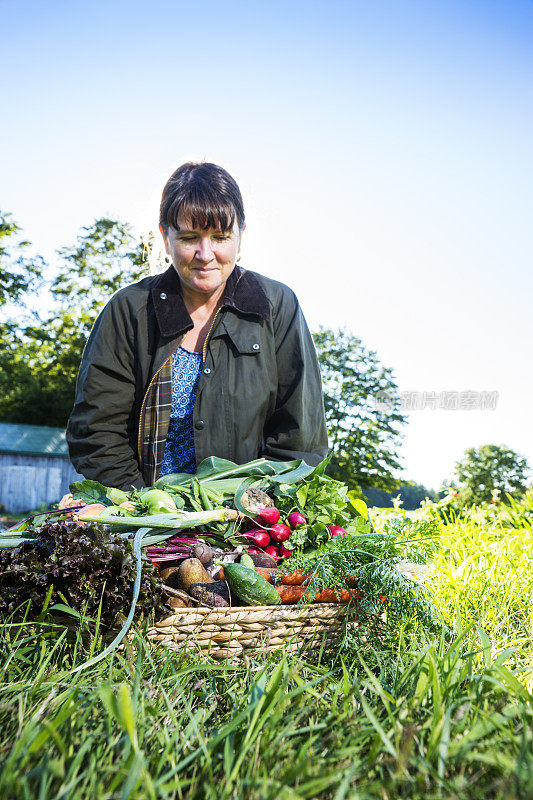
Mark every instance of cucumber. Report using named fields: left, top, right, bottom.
left=240, top=553, right=256, bottom=570
left=223, top=563, right=281, bottom=606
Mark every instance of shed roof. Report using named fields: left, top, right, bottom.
left=0, top=422, right=69, bottom=457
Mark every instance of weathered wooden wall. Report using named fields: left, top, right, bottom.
left=0, top=454, right=84, bottom=513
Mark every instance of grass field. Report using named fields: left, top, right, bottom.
left=1, top=495, right=532, bottom=800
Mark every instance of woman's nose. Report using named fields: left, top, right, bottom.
left=195, top=237, right=214, bottom=262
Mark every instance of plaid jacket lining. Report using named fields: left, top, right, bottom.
left=139, top=356, right=174, bottom=486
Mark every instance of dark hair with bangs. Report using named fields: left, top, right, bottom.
left=160, top=162, right=245, bottom=235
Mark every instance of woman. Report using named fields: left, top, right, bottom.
left=66, top=162, right=329, bottom=490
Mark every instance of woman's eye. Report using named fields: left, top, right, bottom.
left=213, top=235, right=229, bottom=241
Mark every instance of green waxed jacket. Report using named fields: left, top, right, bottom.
left=66, top=265, right=329, bottom=491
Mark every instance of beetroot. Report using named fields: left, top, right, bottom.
left=328, top=524, right=348, bottom=537
left=258, top=507, right=280, bottom=525
left=269, top=523, right=291, bottom=543
left=287, top=511, right=306, bottom=529
left=246, top=550, right=277, bottom=569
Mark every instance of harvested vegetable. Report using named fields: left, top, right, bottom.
left=176, top=558, right=214, bottom=591
left=75, top=503, right=107, bottom=520
left=223, top=563, right=281, bottom=606
left=191, top=543, right=213, bottom=565
left=246, top=529, right=271, bottom=548
left=189, top=580, right=230, bottom=607
left=140, top=488, right=179, bottom=514
left=287, top=511, right=306, bottom=528
left=280, top=568, right=357, bottom=587
left=280, top=568, right=310, bottom=586
left=240, top=552, right=256, bottom=570
left=79, top=507, right=239, bottom=528
left=275, top=586, right=307, bottom=604
left=0, top=521, right=167, bottom=627
left=328, top=525, right=348, bottom=537
left=269, top=523, right=291, bottom=543
left=275, top=585, right=362, bottom=604
left=279, top=543, right=294, bottom=559
left=167, top=596, right=189, bottom=609
left=257, top=507, right=280, bottom=525
left=239, top=487, right=274, bottom=515
left=246, top=550, right=277, bottom=569
left=215, top=565, right=275, bottom=584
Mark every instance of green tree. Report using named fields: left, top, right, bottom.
left=0, top=211, right=46, bottom=422
left=0, top=211, right=43, bottom=307
left=313, top=327, right=407, bottom=493
left=0, top=217, right=148, bottom=427
left=453, top=444, right=530, bottom=505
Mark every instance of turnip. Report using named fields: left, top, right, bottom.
left=269, top=523, right=291, bottom=543
left=287, top=511, right=306, bottom=529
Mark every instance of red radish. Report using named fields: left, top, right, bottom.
left=287, top=511, right=306, bottom=529
left=279, top=543, right=294, bottom=559
left=247, top=529, right=271, bottom=548
left=269, top=523, right=291, bottom=543
left=243, top=527, right=268, bottom=538
left=247, top=515, right=269, bottom=529
left=265, top=545, right=280, bottom=560
left=247, top=546, right=263, bottom=555
left=328, top=524, right=348, bottom=537
left=258, top=507, right=280, bottom=525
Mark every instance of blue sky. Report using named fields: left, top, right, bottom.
left=1, top=0, right=532, bottom=490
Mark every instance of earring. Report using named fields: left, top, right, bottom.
left=164, top=255, right=171, bottom=264
left=236, top=254, right=241, bottom=263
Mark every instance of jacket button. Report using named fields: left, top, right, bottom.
left=203, top=368, right=211, bottom=375
left=160, top=292, right=167, bottom=300
left=195, top=420, right=205, bottom=430
left=252, top=343, right=260, bottom=351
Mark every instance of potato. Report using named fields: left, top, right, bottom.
left=167, top=595, right=192, bottom=609
left=160, top=566, right=181, bottom=589
left=188, top=580, right=230, bottom=607
left=176, top=558, right=215, bottom=591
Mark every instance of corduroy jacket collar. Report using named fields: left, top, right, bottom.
left=151, top=265, right=270, bottom=338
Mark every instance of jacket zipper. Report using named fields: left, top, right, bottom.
left=202, top=308, right=221, bottom=362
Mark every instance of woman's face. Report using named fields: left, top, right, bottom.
left=162, top=211, right=243, bottom=298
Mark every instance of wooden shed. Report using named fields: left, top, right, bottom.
left=0, top=422, right=84, bottom=513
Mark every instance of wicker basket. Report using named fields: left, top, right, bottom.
left=147, top=603, right=370, bottom=661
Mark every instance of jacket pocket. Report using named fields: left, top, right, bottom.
left=220, top=317, right=264, bottom=356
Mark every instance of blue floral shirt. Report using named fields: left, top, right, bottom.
left=159, top=347, right=203, bottom=476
